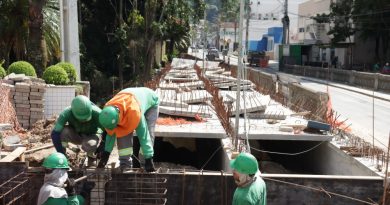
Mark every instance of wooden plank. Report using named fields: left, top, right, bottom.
left=25, top=144, right=54, bottom=154
left=0, top=147, right=26, bottom=162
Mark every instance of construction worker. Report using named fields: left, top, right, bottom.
left=51, top=95, right=104, bottom=167
left=97, top=87, right=159, bottom=172
left=37, top=152, right=95, bottom=205
left=230, top=152, right=267, bottom=205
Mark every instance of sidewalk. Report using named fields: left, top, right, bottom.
left=265, top=60, right=390, bottom=103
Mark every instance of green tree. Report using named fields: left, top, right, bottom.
left=353, top=0, right=390, bottom=63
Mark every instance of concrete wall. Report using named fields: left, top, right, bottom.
left=103, top=172, right=382, bottom=205
left=227, top=64, right=329, bottom=121
left=0, top=162, right=382, bottom=205
left=306, top=142, right=378, bottom=176
left=288, top=83, right=329, bottom=121
left=285, top=64, right=390, bottom=93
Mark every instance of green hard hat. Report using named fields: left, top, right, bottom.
left=99, top=106, right=119, bottom=130
left=230, top=152, right=258, bottom=175
left=71, top=95, right=92, bottom=121
left=43, top=152, right=69, bottom=169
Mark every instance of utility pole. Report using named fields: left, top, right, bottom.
left=282, top=0, right=290, bottom=45
left=202, top=7, right=207, bottom=74
left=245, top=1, right=250, bottom=55
left=234, top=0, right=245, bottom=151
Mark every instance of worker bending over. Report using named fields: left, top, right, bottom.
left=51, top=95, right=104, bottom=167
left=98, top=87, right=159, bottom=172
left=37, top=152, right=95, bottom=205
left=230, top=152, right=267, bottom=205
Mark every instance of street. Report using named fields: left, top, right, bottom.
left=300, top=80, right=390, bottom=150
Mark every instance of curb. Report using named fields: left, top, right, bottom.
left=301, top=77, right=390, bottom=103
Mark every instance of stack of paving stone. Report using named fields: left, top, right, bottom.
left=29, top=83, right=45, bottom=126
left=14, top=82, right=31, bottom=129
left=2, top=73, right=47, bottom=129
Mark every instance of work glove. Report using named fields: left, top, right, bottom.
left=65, top=178, right=76, bottom=196
left=80, top=181, right=96, bottom=199
left=144, top=158, right=156, bottom=172
left=97, top=151, right=110, bottom=168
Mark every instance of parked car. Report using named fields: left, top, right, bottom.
left=208, top=48, right=219, bottom=59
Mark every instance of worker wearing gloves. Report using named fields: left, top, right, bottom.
left=97, top=87, right=159, bottom=172
left=51, top=95, right=104, bottom=167
left=37, top=152, right=95, bottom=205
left=230, top=152, right=267, bottom=205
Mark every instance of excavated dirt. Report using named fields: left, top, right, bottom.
left=20, top=117, right=87, bottom=167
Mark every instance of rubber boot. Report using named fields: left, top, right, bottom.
left=145, top=158, right=156, bottom=172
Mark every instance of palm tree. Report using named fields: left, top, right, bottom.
left=27, top=0, right=47, bottom=76
left=0, top=0, right=29, bottom=66
left=0, top=0, right=60, bottom=74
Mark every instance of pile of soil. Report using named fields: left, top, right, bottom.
left=22, top=117, right=87, bottom=167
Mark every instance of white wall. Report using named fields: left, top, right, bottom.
left=44, top=86, right=75, bottom=118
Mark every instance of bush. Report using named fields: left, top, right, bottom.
left=0, top=65, right=6, bottom=78
left=56, top=62, right=77, bottom=83
left=43, top=65, right=69, bottom=85
left=7, top=61, right=37, bottom=77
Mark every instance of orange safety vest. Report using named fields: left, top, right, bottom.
left=105, top=92, right=141, bottom=138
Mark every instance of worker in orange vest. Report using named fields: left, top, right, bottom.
left=97, top=87, right=159, bottom=172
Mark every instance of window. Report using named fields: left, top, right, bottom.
left=299, top=28, right=305, bottom=32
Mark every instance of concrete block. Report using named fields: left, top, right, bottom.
left=30, top=100, right=44, bottom=104
left=17, top=111, right=30, bottom=116
left=30, top=95, right=43, bottom=100
left=14, top=92, right=23, bottom=96
left=30, top=88, right=39, bottom=92
left=13, top=96, right=29, bottom=101
left=15, top=82, right=30, bottom=89
left=30, top=104, right=43, bottom=109
left=22, top=92, right=29, bottom=97
left=30, top=92, right=44, bottom=96
left=22, top=115, right=30, bottom=119
left=15, top=88, right=30, bottom=93
left=30, top=83, right=46, bottom=89
left=30, top=108, right=44, bottom=112
left=15, top=104, right=30, bottom=108
left=17, top=108, right=30, bottom=113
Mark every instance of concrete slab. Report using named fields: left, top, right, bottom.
left=155, top=118, right=226, bottom=138
left=232, top=118, right=332, bottom=141
left=159, top=105, right=212, bottom=118
left=160, top=99, right=189, bottom=108
left=177, top=90, right=212, bottom=103
left=159, top=81, right=204, bottom=89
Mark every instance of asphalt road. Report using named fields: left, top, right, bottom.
left=300, top=80, right=390, bottom=149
